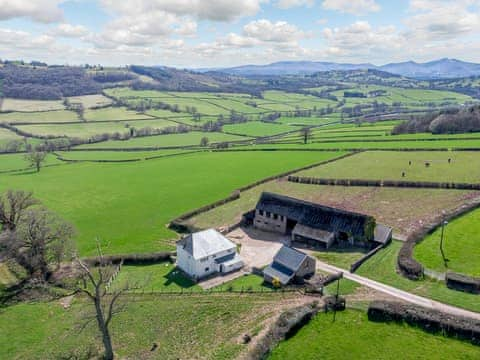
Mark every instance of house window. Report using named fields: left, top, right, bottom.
left=205, top=267, right=210, bottom=272
left=273, top=214, right=278, bottom=220
left=259, top=210, right=264, bottom=216
left=266, top=212, right=271, bottom=218
left=280, top=215, right=284, bottom=221
left=200, top=257, right=207, bottom=262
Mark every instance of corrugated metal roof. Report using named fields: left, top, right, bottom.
left=256, top=192, right=374, bottom=239
left=177, top=229, right=236, bottom=260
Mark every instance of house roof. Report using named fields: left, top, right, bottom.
left=177, top=229, right=236, bottom=260
left=273, top=245, right=310, bottom=272
left=263, top=263, right=294, bottom=285
left=256, top=192, right=374, bottom=239
left=374, top=224, right=393, bottom=245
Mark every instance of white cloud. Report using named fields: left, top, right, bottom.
left=0, top=0, right=63, bottom=23
left=322, top=0, right=380, bottom=15
left=276, top=0, right=315, bottom=9
left=52, top=23, right=89, bottom=38
left=243, top=19, right=306, bottom=42
left=101, top=0, right=266, bottom=22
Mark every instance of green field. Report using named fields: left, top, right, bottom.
left=77, top=131, right=251, bottom=149
left=415, top=208, right=480, bottom=276
left=0, top=293, right=284, bottom=359
left=84, top=107, right=153, bottom=121
left=0, top=151, right=340, bottom=255
left=0, top=153, right=62, bottom=172
left=0, top=110, right=79, bottom=123
left=56, top=149, right=194, bottom=161
left=298, top=151, right=480, bottom=182
left=16, top=122, right=131, bottom=138
left=67, top=94, right=113, bottom=108
left=0, top=98, right=65, bottom=112
left=223, top=121, right=296, bottom=137
left=269, top=309, right=480, bottom=359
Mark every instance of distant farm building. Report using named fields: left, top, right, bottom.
left=176, top=229, right=244, bottom=281
left=263, top=245, right=316, bottom=286
left=253, top=192, right=392, bottom=248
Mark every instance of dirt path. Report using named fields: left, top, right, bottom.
left=315, top=260, right=480, bottom=320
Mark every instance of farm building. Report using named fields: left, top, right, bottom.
left=176, top=229, right=244, bottom=281
left=263, top=246, right=316, bottom=286
left=253, top=192, right=392, bottom=248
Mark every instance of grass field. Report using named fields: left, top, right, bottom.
left=415, top=208, right=480, bottom=276
left=0, top=98, right=65, bottom=112
left=0, top=293, right=285, bottom=359
left=298, top=151, right=480, bottom=182
left=67, top=94, right=113, bottom=108
left=0, top=110, right=79, bottom=123
left=77, top=131, right=251, bottom=149
left=0, top=127, right=24, bottom=146
left=269, top=309, right=480, bottom=359
left=16, top=122, right=131, bottom=138
left=84, top=107, right=153, bottom=121
left=0, top=151, right=341, bottom=255
left=223, top=121, right=296, bottom=137
left=358, top=241, right=480, bottom=312
left=0, top=153, right=62, bottom=172
left=56, top=149, right=194, bottom=161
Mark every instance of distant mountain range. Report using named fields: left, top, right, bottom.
left=199, top=58, right=480, bottom=79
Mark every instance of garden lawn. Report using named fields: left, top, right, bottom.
left=268, top=309, right=480, bottom=360
left=0, top=151, right=343, bottom=255
left=415, top=208, right=480, bottom=276
left=298, top=151, right=480, bottom=183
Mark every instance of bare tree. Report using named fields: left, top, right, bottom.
left=0, top=190, right=38, bottom=231
left=4, top=208, right=75, bottom=279
left=300, top=127, right=313, bottom=144
left=25, top=150, right=47, bottom=172
left=77, top=245, right=132, bottom=360
left=200, top=136, right=209, bottom=147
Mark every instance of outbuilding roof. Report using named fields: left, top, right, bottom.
left=256, top=192, right=375, bottom=239
left=177, top=229, right=236, bottom=260
left=263, top=246, right=313, bottom=285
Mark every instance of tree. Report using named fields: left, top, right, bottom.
left=200, top=136, right=209, bottom=147
left=300, top=127, right=313, bottom=144
left=0, top=190, right=38, bottom=231
left=25, top=150, right=47, bottom=172
left=3, top=207, right=75, bottom=279
left=77, top=245, right=133, bottom=360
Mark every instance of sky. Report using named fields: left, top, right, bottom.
left=0, top=0, right=479, bottom=68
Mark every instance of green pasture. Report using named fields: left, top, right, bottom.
left=0, top=110, right=79, bottom=123
left=276, top=116, right=340, bottom=126
left=415, top=208, right=480, bottom=277
left=16, top=122, right=131, bottom=138
left=77, top=131, right=250, bottom=149
left=67, top=94, right=112, bottom=108
left=298, top=151, right=480, bottom=183
left=84, top=107, right=153, bottom=121
left=223, top=121, right=296, bottom=137
left=0, top=150, right=340, bottom=255
left=0, top=293, right=281, bottom=359
left=56, top=149, right=194, bottom=161
left=358, top=241, right=480, bottom=312
left=269, top=309, right=480, bottom=360
left=0, top=153, right=62, bottom=172
left=0, top=98, right=65, bottom=112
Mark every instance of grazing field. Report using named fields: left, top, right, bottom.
left=0, top=109, right=79, bottom=123
left=0, top=293, right=285, bottom=359
left=83, top=107, right=153, bottom=121
left=188, top=181, right=478, bottom=239
left=415, top=208, right=480, bottom=276
left=0, top=98, right=65, bottom=112
left=268, top=309, right=480, bottom=360
left=67, top=94, right=113, bottom=108
left=276, top=116, right=339, bottom=126
left=16, top=122, right=131, bottom=138
left=298, top=151, right=480, bottom=183
left=223, top=121, right=296, bottom=137
left=358, top=241, right=480, bottom=312
left=77, top=131, right=251, bottom=149
left=0, top=127, right=24, bottom=145
left=0, top=153, right=62, bottom=172
left=0, top=151, right=340, bottom=255
left=56, top=149, right=194, bottom=161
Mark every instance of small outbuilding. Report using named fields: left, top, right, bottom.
left=263, top=246, right=316, bottom=286
left=176, top=229, right=244, bottom=281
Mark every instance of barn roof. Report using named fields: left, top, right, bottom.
left=274, top=245, right=310, bottom=272
left=256, top=192, right=374, bottom=238
left=177, top=229, right=236, bottom=260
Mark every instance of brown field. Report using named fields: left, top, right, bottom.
left=187, top=180, right=479, bottom=239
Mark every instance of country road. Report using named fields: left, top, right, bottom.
left=316, top=260, right=480, bottom=321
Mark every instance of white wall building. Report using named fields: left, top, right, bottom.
left=176, top=229, right=244, bottom=281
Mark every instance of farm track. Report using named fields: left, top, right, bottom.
left=315, top=260, right=480, bottom=320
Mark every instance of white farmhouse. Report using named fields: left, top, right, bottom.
left=176, top=229, right=244, bottom=281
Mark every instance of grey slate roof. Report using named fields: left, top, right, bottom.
left=374, top=224, right=393, bottom=245
left=177, top=229, right=236, bottom=260
left=263, top=246, right=311, bottom=285
left=256, top=192, right=374, bottom=239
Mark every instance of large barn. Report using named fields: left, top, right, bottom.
left=253, top=192, right=392, bottom=248
left=176, top=229, right=244, bottom=281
